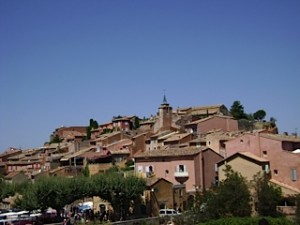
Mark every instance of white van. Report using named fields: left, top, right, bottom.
left=159, top=209, right=180, bottom=217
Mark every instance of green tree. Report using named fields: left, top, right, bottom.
left=91, top=172, right=146, bottom=220
left=295, top=194, right=300, bottom=225
left=253, top=109, right=266, bottom=121
left=14, top=183, right=39, bottom=212
left=34, top=176, right=72, bottom=216
left=90, top=118, right=99, bottom=129
left=230, top=101, right=247, bottom=120
left=83, top=163, right=90, bottom=177
left=86, top=118, right=99, bottom=140
left=50, top=134, right=62, bottom=144
left=206, top=165, right=251, bottom=219
left=253, top=173, right=282, bottom=217
left=86, top=126, right=92, bottom=140
left=133, top=116, right=140, bottom=129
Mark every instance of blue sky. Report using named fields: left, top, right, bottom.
left=0, top=0, right=299, bottom=151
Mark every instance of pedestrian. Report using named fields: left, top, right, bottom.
left=69, top=213, right=76, bottom=225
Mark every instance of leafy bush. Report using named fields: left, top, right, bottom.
left=197, top=217, right=295, bottom=225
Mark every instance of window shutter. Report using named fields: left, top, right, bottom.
left=291, top=168, right=297, bottom=181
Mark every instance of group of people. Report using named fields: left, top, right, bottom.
left=63, top=208, right=95, bottom=225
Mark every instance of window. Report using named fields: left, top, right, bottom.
left=274, top=169, right=278, bottom=175
left=262, top=151, right=267, bottom=157
left=264, top=164, right=270, bottom=174
left=179, top=189, right=183, bottom=197
left=176, top=165, right=186, bottom=172
left=146, top=165, right=154, bottom=177
left=137, top=166, right=143, bottom=173
left=291, top=168, right=297, bottom=181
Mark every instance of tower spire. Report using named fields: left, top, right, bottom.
left=162, top=89, right=168, bottom=104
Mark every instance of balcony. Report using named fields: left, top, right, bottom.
left=174, top=171, right=189, bottom=184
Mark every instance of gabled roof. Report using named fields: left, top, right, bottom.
left=60, top=147, right=93, bottom=161
left=5, top=171, right=26, bottom=179
left=185, top=115, right=235, bottom=126
left=132, top=131, right=153, bottom=139
left=259, top=133, right=300, bottom=142
left=6, top=160, right=42, bottom=165
left=139, top=120, right=155, bottom=125
left=270, top=179, right=300, bottom=195
left=145, top=177, right=173, bottom=187
left=176, top=104, right=226, bottom=115
left=134, top=146, right=206, bottom=158
left=0, top=148, right=22, bottom=158
left=217, top=151, right=269, bottom=166
left=94, top=131, right=122, bottom=141
left=164, top=133, right=191, bottom=142
left=112, top=116, right=135, bottom=122
left=80, top=150, right=111, bottom=160
left=150, top=131, right=178, bottom=139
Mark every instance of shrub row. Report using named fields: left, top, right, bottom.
left=197, top=217, right=295, bottom=225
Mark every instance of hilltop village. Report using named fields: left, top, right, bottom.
left=1, top=96, right=300, bottom=217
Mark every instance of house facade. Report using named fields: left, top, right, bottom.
left=134, top=147, right=223, bottom=194
left=225, top=132, right=300, bottom=194
left=217, top=151, right=270, bottom=182
left=185, top=115, right=238, bottom=135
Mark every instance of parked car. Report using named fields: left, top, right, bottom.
left=159, top=209, right=181, bottom=217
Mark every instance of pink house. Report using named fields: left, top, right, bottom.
left=112, top=116, right=135, bottom=131
left=185, top=115, right=238, bottom=135
left=225, top=131, right=300, bottom=194
left=134, top=147, right=223, bottom=194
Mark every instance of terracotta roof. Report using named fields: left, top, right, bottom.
left=134, top=146, right=206, bottom=158
left=0, top=148, right=22, bottom=158
left=112, top=116, right=134, bottom=122
left=111, top=149, right=130, bottom=155
left=185, top=115, right=235, bottom=126
left=60, top=147, right=93, bottom=161
left=5, top=171, right=25, bottom=179
left=238, top=152, right=269, bottom=162
left=49, top=166, right=68, bottom=174
left=139, top=120, right=155, bottom=125
left=106, top=139, right=132, bottom=151
left=217, top=151, right=269, bottom=165
left=270, top=179, right=300, bottom=194
left=94, top=131, right=122, bottom=141
left=164, top=133, right=191, bottom=142
left=150, top=131, right=177, bottom=139
left=99, top=121, right=113, bottom=127
left=145, top=177, right=172, bottom=187
left=81, top=150, right=111, bottom=160
left=132, top=131, right=152, bottom=139
left=6, top=160, right=42, bottom=165
left=259, top=133, right=300, bottom=142
left=189, top=137, right=206, bottom=143
left=176, top=104, right=226, bottom=115
left=177, top=104, right=224, bottom=111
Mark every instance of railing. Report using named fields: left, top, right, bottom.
left=174, top=171, right=189, bottom=177
left=45, top=217, right=161, bottom=225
